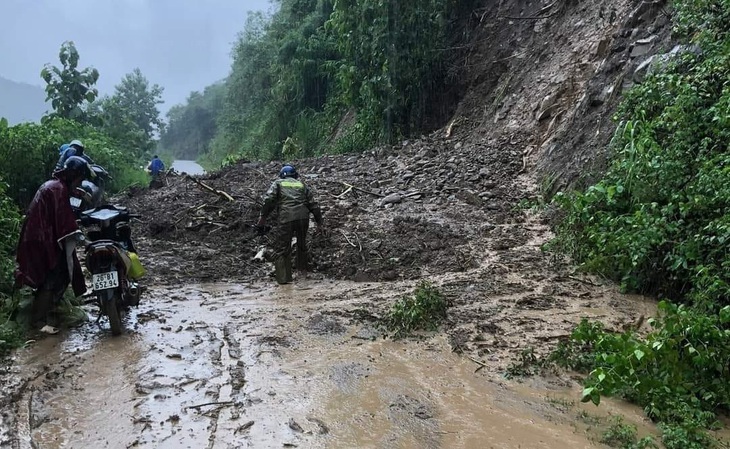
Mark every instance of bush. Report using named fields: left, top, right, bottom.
left=553, top=303, right=730, bottom=446
left=384, top=282, right=449, bottom=338
left=0, top=118, right=147, bottom=208
left=550, top=1, right=730, bottom=440
left=0, top=179, right=23, bottom=353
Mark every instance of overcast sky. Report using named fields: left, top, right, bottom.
left=0, top=0, right=273, bottom=114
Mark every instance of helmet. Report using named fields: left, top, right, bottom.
left=58, top=143, right=70, bottom=154
left=279, top=165, right=298, bottom=179
left=69, top=139, right=84, bottom=151
left=63, top=155, right=94, bottom=179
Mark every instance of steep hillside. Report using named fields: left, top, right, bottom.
left=439, top=0, right=673, bottom=195
left=0, top=76, right=48, bottom=124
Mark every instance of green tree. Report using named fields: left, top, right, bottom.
left=160, top=82, right=225, bottom=159
left=40, top=41, right=99, bottom=121
left=89, top=69, right=164, bottom=156
left=111, top=68, right=164, bottom=141
left=203, top=0, right=477, bottom=165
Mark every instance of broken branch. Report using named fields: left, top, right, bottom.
left=185, top=400, right=234, bottom=410
left=340, top=230, right=357, bottom=248
left=321, top=179, right=385, bottom=198
left=185, top=175, right=235, bottom=202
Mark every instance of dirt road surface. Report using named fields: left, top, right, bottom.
left=7, top=277, right=660, bottom=449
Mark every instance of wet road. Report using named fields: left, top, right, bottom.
left=10, top=280, right=659, bottom=449
left=171, top=160, right=205, bottom=176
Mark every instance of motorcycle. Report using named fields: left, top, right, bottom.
left=79, top=204, right=144, bottom=335
left=70, top=164, right=111, bottom=216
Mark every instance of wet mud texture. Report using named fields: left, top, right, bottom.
left=5, top=282, right=662, bottom=449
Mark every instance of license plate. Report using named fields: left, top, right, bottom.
left=92, top=271, right=119, bottom=291
left=70, top=197, right=82, bottom=208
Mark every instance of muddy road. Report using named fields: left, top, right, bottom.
left=7, top=277, right=659, bottom=449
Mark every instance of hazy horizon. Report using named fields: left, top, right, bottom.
left=1, top=0, right=273, bottom=113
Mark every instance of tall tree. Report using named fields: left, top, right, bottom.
left=90, top=69, right=164, bottom=156
left=41, top=41, right=99, bottom=121
left=111, top=68, right=164, bottom=141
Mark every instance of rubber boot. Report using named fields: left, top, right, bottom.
left=32, top=290, right=54, bottom=327
left=274, top=258, right=292, bottom=285
left=296, top=249, right=308, bottom=272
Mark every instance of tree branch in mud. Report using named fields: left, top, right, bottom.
left=322, top=179, right=385, bottom=198
left=185, top=400, right=235, bottom=410
left=468, top=355, right=489, bottom=373
left=185, top=175, right=235, bottom=202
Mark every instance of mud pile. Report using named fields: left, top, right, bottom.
left=122, top=132, right=530, bottom=284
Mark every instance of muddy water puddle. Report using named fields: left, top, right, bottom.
left=13, top=281, right=658, bottom=448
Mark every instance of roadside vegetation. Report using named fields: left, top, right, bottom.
left=160, top=0, right=480, bottom=166
left=0, top=41, right=164, bottom=353
left=548, top=0, right=730, bottom=446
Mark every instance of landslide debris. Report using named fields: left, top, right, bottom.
left=124, top=132, right=527, bottom=284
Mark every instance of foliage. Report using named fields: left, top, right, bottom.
left=182, top=0, right=479, bottom=166
left=89, top=68, right=164, bottom=157
left=548, top=2, right=730, bottom=444
left=600, top=416, right=657, bottom=449
left=384, top=282, right=449, bottom=338
left=505, top=347, right=543, bottom=378
left=553, top=305, right=729, bottom=446
left=0, top=118, right=146, bottom=208
left=550, top=0, right=730, bottom=302
left=41, top=41, right=99, bottom=122
left=0, top=179, right=24, bottom=353
left=160, top=82, right=226, bottom=159
left=0, top=180, right=21, bottom=294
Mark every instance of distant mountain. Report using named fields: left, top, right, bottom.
left=0, top=76, right=49, bottom=124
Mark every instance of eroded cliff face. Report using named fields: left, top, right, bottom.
left=445, top=0, right=674, bottom=194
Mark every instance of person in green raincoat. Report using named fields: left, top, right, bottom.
left=256, top=165, right=323, bottom=284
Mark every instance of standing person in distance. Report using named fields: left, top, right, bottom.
left=257, top=165, right=323, bottom=285
left=146, top=155, right=165, bottom=188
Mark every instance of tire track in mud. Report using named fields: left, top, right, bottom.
left=5, top=273, right=660, bottom=449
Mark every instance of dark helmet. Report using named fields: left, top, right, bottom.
left=63, top=155, right=94, bottom=179
left=279, top=165, right=298, bottom=179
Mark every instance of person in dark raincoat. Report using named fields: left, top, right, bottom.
left=15, top=156, right=93, bottom=329
left=256, top=165, right=323, bottom=284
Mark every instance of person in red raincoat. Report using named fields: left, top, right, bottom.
left=15, top=156, right=93, bottom=328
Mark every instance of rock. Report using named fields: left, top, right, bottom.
left=536, top=91, right=559, bottom=121
left=590, top=84, right=615, bottom=106
left=633, top=55, right=657, bottom=83
left=288, top=418, right=304, bottom=433
left=381, top=193, right=403, bottom=205
left=630, top=35, right=658, bottom=58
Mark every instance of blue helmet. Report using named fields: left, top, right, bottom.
left=279, top=165, right=298, bottom=179
left=58, top=143, right=70, bottom=154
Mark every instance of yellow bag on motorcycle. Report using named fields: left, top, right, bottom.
left=127, top=252, right=145, bottom=279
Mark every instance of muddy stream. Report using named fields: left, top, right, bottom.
left=9, top=280, right=661, bottom=449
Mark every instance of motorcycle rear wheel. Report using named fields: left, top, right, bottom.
left=106, top=295, right=124, bottom=336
